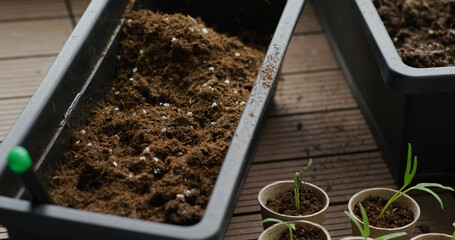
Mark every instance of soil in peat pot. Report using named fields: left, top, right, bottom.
left=374, top=0, right=455, bottom=68
left=280, top=224, right=326, bottom=240
left=353, top=196, right=414, bottom=228
left=266, top=186, right=323, bottom=216
left=46, top=9, right=266, bottom=225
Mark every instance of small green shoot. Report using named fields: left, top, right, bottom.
left=451, top=222, right=455, bottom=240
left=378, top=143, right=454, bottom=218
left=345, top=203, right=407, bottom=240
left=261, top=218, right=296, bottom=240
left=294, top=158, right=312, bottom=214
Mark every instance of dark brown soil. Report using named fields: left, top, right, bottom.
left=279, top=224, right=326, bottom=240
left=353, top=196, right=414, bottom=228
left=266, top=185, right=324, bottom=216
left=46, top=9, right=265, bottom=225
left=374, top=0, right=455, bottom=68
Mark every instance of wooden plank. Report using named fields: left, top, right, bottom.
left=234, top=152, right=396, bottom=214
left=272, top=70, right=357, bottom=116
left=281, top=34, right=338, bottom=74
left=294, top=1, right=323, bottom=34
left=0, top=98, right=30, bottom=141
left=254, top=109, right=378, bottom=162
left=0, top=0, right=68, bottom=21
left=0, top=56, right=55, bottom=100
left=70, top=0, right=91, bottom=16
left=0, top=18, right=72, bottom=59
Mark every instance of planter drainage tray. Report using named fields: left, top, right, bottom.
left=313, top=0, right=455, bottom=186
left=0, top=0, right=305, bottom=239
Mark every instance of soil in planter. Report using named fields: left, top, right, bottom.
left=354, top=196, right=414, bottom=228
left=374, top=0, right=455, bottom=68
left=279, top=224, right=326, bottom=240
left=266, top=186, right=323, bottom=216
left=46, top=9, right=266, bottom=225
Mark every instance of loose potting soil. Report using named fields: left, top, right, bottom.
left=279, top=224, right=325, bottom=240
left=354, top=196, right=414, bottom=228
left=374, top=0, right=455, bottom=68
left=47, top=9, right=265, bottom=225
left=266, top=186, right=324, bottom=216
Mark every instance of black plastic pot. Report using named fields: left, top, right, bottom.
left=0, top=0, right=305, bottom=239
left=313, top=0, right=455, bottom=186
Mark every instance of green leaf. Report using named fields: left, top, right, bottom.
left=304, top=158, right=312, bottom=171
left=261, top=218, right=295, bottom=240
left=294, top=171, right=301, bottom=189
left=344, top=210, right=368, bottom=238
left=359, top=203, right=370, bottom=238
left=409, top=183, right=454, bottom=209
left=451, top=222, right=455, bottom=240
left=374, top=232, right=407, bottom=240
left=403, top=143, right=416, bottom=188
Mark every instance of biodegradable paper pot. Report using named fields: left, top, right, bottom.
left=313, top=0, right=455, bottom=186
left=258, top=181, right=329, bottom=229
left=348, top=188, right=421, bottom=240
left=0, top=0, right=305, bottom=239
left=410, top=233, right=452, bottom=240
left=258, top=220, right=331, bottom=240
left=340, top=237, right=373, bottom=240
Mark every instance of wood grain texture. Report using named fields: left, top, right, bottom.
left=294, top=1, right=323, bottom=34
left=254, top=109, right=378, bottom=162
left=0, top=0, right=68, bottom=21
left=272, top=70, right=357, bottom=116
left=0, top=18, right=72, bottom=59
left=0, top=56, right=55, bottom=100
left=0, top=98, right=30, bottom=141
left=281, top=34, right=338, bottom=74
left=70, top=0, right=92, bottom=16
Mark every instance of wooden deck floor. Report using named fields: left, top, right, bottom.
left=0, top=1, right=453, bottom=239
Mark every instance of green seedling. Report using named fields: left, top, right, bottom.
left=294, top=158, right=312, bottom=214
left=378, top=143, right=454, bottom=218
left=451, top=222, right=455, bottom=240
left=345, top=203, right=407, bottom=240
left=261, top=218, right=296, bottom=240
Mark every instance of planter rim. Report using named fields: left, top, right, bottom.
left=410, top=233, right=452, bottom=239
left=259, top=220, right=331, bottom=240
left=258, top=180, right=330, bottom=219
left=348, top=187, right=421, bottom=231
left=355, top=0, right=455, bottom=94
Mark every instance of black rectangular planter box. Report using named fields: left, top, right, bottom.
left=0, top=0, right=305, bottom=239
left=313, top=0, right=455, bottom=186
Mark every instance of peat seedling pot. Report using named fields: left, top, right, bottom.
left=258, top=220, right=331, bottom=240
left=340, top=237, right=373, bottom=240
left=312, top=0, right=455, bottom=186
left=410, top=233, right=452, bottom=240
left=0, top=0, right=305, bottom=239
left=258, top=181, right=329, bottom=229
left=348, top=188, right=420, bottom=240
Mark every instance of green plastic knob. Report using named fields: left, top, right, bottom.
left=8, top=146, right=32, bottom=174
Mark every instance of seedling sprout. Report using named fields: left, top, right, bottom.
left=345, top=203, right=407, bottom=240
left=294, top=158, right=312, bottom=214
left=451, top=222, right=455, bottom=240
left=378, top=144, right=454, bottom=218
left=261, top=218, right=296, bottom=240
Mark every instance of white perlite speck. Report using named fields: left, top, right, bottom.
left=208, top=67, right=214, bottom=72
left=129, top=77, right=134, bottom=82
left=87, top=143, right=92, bottom=147
left=211, top=102, right=217, bottom=108
left=189, top=27, right=194, bottom=33
left=176, top=194, right=185, bottom=199
left=139, top=49, right=144, bottom=55
left=115, top=135, right=120, bottom=140
left=76, top=140, right=80, bottom=144
left=162, top=116, right=167, bottom=120
left=109, top=149, right=113, bottom=152
left=224, top=79, right=230, bottom=84
left=127, top=19, right=132, bottom=23
left=153, top=157, right=159, bottom=162
left=171, top=37, right=177, bottom=43
left=143, top=110, right=147, bottom=115
left=114, top=91, right=120, bottom=95
left=133, top=67, right=138, bottom=73
left=143, top=147, right=150, bottom=153
left=153, top=168, right=161, bottom=175
left=185, top=190, right=192, bottom=197
left=113, top=162, right=118, bottom=167
left=202, top=82, right=208, bottom=87
left=187, top=112, right=193, bottom=117
left=163, top=103, right=170, bottom=107
left=210, top=122, right=215, bottom=125
left=235, top=52, right=241, bottom=57
left=128, top=174, right=133, bottom=178
left=202, top=28, right=208, bottom=34
left=233, top=90, right=238, bottom=94
left=81, top=129, right=86, bottom=134
left=140, top=156, right=146, bottom=161
left=161, top=128, right=167, bottom=133
left=116, top=55, right=121, bottom=60
left=240, top=101, right=246, bottom=106
left=177, top=152, right=183, bottom=156
left=114, top=107, right=119, bottom=111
